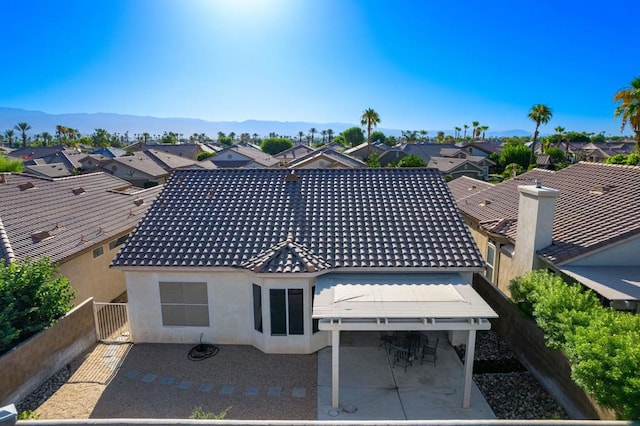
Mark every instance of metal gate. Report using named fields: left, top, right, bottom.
left=93, top=302, right=132, bottom=343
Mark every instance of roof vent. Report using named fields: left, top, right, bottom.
left=72, top=187, right=85, bottom=195
left=535, top=179, right=542, bottom=188
left=133, top=198, right=144, bottom=206
left=0, top=174, right=7, bottom=184
left=285, top=171, right=299, bottom=182
left=18, top=181, right=35, bottom=191
left=479, top=200, right=492, bottom=207
left=31, top=230, right=52, bottom=243
left=590, top=184, right=612, bottom=195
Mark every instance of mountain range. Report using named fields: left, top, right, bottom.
left=0, top=107, right=532, bottom=139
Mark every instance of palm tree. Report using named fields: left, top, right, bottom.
left=327, top=129, right=334, bottom=143
left=471, top=121, right=479, bottom=142
left=360, top=108, right=381, bottom=145
left=479, top=125, right=489, bottom=141
left=419, top=130, right=428, bottom=142
left=298, top=131, right=304, bottom=144
left=4, top=130, right=15, bottom=148
left=228, top=132, right=236, bottom=142
left=321, top=130, right=327, bottom=144
left=308, top=127, right=317, bottom=146
left=613, top=77, right=640, bottom=153
left=14, top=122, right=32, bottom=148
left=554, top=126, right=566, bottom=153
left=454, top=126, right=462, bottom=140
left=463, top=124, right=469, bottom=139
left=528, top=104, right=553, bottom=165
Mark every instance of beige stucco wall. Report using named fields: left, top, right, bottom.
left=125, top=270, right=329, bottom=354
left=58, top=237, right=128, bottom=304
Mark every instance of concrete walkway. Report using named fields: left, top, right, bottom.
left=317, top=331, right=496, bottom=421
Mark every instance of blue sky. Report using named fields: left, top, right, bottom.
left=1, top=0, right=639, bottom=135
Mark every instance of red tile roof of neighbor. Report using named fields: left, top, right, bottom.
left=449, top=162, right=640, bottom=264
left=113, top=168, right=484, bottom=272
left=0, top=172, right=162, bottom=264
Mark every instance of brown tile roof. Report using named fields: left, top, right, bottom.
left=447, top=176, right=493, bottom=201
left=450, top=162, right=640, bottom=264
left=113, top=169, right=484, bottom=271
left=0, top=172, right=162, bottom=264
left=287, top=149, right=367, bottom=169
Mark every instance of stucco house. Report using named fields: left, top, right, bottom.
left=0, top=172, right=162, bottom=304
left=449, top=163, right=640, bottom=311
left=112, top=168, right=497, bottom=408
left=287, top=148, right=366, bottom=168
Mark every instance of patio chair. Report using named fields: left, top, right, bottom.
left=391, top=344, right=414, bottom=372
left=421, top=337, right=439, bottom=366
left=378, top=334, right=396, bottom=353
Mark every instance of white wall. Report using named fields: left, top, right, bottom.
left=566, top=235, right=640, bottom=267
left=125, top=270, right=329, bottom=354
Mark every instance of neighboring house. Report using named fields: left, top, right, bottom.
left=0, top=172, right=162, bottom=304
left=344, top=143, right=385, bottom=161
left=11, top=146, right=84, bottom=175
left=287, top=148, right=367, bottom=169
left=461, top=141, right=503, bottom=158
left=8, top=145, right=69, bottom=161
left=449, top=162, right=640, bottom=311
left=112, top=168, right=497, bottom=409
left=99, top=150, right=197, bottom=187
left=140, top=143, right=214, bottom=161
left=273, top=144, right=316, bottom=166
left=22, top=163, right=72, bottom=178
left=91, top=147, right=127, bottom=159
left=79, top=154, right=111, bottom=170
left=427, top=157, right=487, bottom=180
left=210, top=145, right=279, bottom=168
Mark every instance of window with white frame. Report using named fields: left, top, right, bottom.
left=159, top=281, right=209, bottom=327
left=253, top=283, right=263, bottom=333
left=485, top=242, right=497, bottom=282
left=269, top=289, right=304, bottom=336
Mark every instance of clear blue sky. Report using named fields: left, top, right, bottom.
left=2, top=0, right=639, bottom=135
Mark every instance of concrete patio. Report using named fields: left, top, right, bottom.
left=317, top=331, right=496, bottom=421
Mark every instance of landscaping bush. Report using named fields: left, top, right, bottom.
left=260, top=137, right=292, bottom=155
left=0, top=257, right=75, bottom=355
left=509, top=270, right=640, bottom=419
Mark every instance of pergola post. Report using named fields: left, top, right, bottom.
left=462, top=328, right=476, bottom=408
left=331, top=329, right=340, bottom=409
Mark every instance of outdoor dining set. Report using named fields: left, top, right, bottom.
left=379, top=331, right=439, bottom=372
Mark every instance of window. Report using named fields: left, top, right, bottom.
left=159, top=282, right=209, bottom=327
left=270, top=289, right=304, bottom=336
left=312, top=286, right=319, bottom=333
left=253, top=284, right=263, bottom=333
left=92, top=246, right=104, bottom=258
left=109, top=234, right=130, bottom=250
left=485, top=242, right=496, bottom=282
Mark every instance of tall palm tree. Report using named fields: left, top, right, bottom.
left=613, top=77, right=640, bottom=153
left=471, top=121, right=480, bottom=142
left=479, top=125, right=489, bottom=141
left=321, top=130, right=327, bottom=144
left=4, top=130, right=15, bottom=148
left=327, top=129, right=334, bottom=143
left=554, top=126, right=566, bottom=153
left=360, top=108, right=381, bottom=145
left=463, top=124, right=469, bottom=139
left=308, top=127, right=317, bottom=146
left=14, top=122, right=32, bottom=148
left=454, top=126, right=462, bottom=140
left=298, top=131, right=304, bottom=143
left=528, top=104, right=553, bottom=165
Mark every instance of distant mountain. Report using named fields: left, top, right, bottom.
left=0, top=107, right=531, bottom=139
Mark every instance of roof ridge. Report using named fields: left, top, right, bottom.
left=576, top=160, right=640, bottom=170
left=0, top=216, right=16, bottom=263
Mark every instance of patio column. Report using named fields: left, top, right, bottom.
left=462, top=328, right=476, bottom=408
left=331, top=329, right=340, bottom=409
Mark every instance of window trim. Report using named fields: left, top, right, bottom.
left=92, top=246, right=104, bottom=258
left=485, top=241, right=497, bottom=282
left=269, top=288, right=304, bottom=336
left=253, top=283, right=263, bottom=333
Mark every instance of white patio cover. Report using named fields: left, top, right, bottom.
left=312, top=273, right=498, bottom=409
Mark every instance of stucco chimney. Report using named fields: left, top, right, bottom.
left=513, top=182, right=559, bottom=275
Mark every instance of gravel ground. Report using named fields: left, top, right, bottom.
left=455, top=330, right=569, bottom=420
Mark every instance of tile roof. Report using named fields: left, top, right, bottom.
left=23, top=163, right=73, bottom=178
left=287, top=149, right=367, bottom=169
left=450, top=162, right=640, bottom=264
left=461, top=141, right=503, bottom=155
left=0, top=172, right=162, bottom=264
left=273, top=144, right=316, bottom=160
left=427, top=157, right=483, bottom=173
left=113, top=169, right=484, bottom=271
left=105, top=152, right=171, bottom=178
left=447, top=176, right=493, bottom=201
left=141, top=143, right=203, bottom=160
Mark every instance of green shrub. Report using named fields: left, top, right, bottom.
left=196, top=152, right=215, bottom=161
left=260, top=138, right=292, bottom=155
left=0, top=257, right=75, bottom=354
left=189, top=406, right=231, bottom=419
left=0, top=156, right=23, bottom=172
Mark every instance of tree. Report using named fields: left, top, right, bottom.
left=332, top=134, right=347, bottom=147
left=471, top=121, right=479, bottom=142
left=92, top=128, right=112, bottom=147
left=360, top=108, right=380, bottom=146
left=370, top=130, right=386, bottom=145
left=419, top=129, right=428, bottom=142
left=499, top=141, right=531, bottom=171
left=479, top=125, right=489, bottom=140
left=342, top=127, right=365, bottom=147
left=401, top=130, right=418, bottom=143
left=613, top=77, right=640, bottom=153
left=14, top=122, right=32, bottom=148
left=260, top=137, right=292, bottom=155
left=4, top=130, right=15, bottom=148
left=454, top=126, right=462, bottom=140
left=545, top=147, right=567, bottom=168
left=463, top=124, right=469, bottom=139
left=297, top=131, right=304, bottom=144
left=308, top=127, right=317, bottom=146
left=41, top=131, right=52, bottom=147
left=554, top=126, right=566, bottom=153
left=436, top=131, right=445, bottom=142
left=321, top=130, right=327, bottom=144
left=0, top=257, right=75, bottom=355
left=397, top=154, right=425, bottom=167
left=0, top=156, right=23, bottom=172
left=366, top=151, right=380, bottom=168
left=528, top=104, right=553, bottom=165
left=326, top=129, right=334, bottom=143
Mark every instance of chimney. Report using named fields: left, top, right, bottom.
left=513, top=181, right=559, bottom=275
